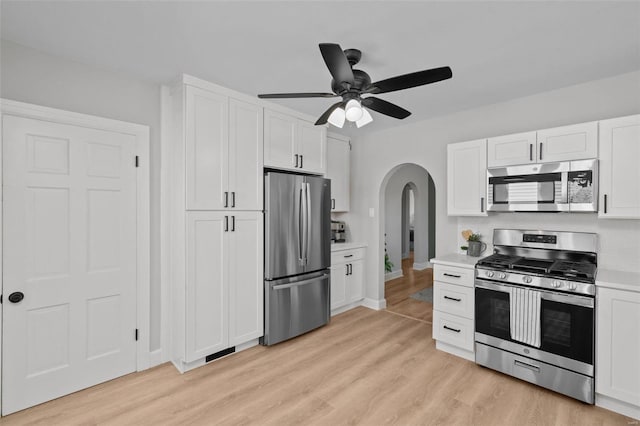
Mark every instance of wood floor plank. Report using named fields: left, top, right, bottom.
left=385, top=253, right=433, bottom=322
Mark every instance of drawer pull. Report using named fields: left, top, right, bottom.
left=443, top=325, right=461, bottom=333
left=443, top=273, right=461, bottom=278
left=514, top=359, right=540, bottom=373
left=444, top=295, right=462, bottom=302
left=344, top=254, right=353, bottom=258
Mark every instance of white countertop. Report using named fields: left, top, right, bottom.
left=331, top=242, right=367, bottom=252
left=596, top=268, right=640, bottom=293
left=430, top=253, right=485, bottom=269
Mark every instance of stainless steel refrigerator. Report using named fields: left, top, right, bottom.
left=261, top=171, right=331, bottom=346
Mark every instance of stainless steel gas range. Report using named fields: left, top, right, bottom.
left=474, top=229, right=597, bottom=404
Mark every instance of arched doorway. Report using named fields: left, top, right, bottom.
left=379, top=163, right=436, bottom=321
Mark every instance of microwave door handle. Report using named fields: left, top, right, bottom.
left=561, top=172, right=568, bottom=203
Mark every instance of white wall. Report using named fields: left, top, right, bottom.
left=345, top=70, right=640, bottom=304
left=0, top=40, right=163, bottom=351
left=384, top=164, right=431, bottom=276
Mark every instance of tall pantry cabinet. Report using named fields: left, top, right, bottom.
left=168, top=76, right=264, bottom=372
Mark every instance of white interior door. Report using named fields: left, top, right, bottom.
left=2, top=115, right=138, bottom=415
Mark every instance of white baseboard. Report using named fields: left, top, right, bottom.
left=148, top=349, right=164, bottom=368
left=435, top=340, right=475, bottom=362
left=413, top=261, right=432, bottom=270
left=331, top=300, right=364, bottom=316
left=385, top=270, right=403, bottom=281
left=362, top=298, right=387, bottom=310
left=596, top=393, right=640, bottom=420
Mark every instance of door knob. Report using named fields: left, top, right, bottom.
left=8, top=292, right=24, bottom=303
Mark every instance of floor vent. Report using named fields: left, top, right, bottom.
left=206, top=347, right=235, bottom=363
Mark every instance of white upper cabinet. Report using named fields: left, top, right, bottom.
left=264, top=108, right=327, bottom=174
left=487, top=122, right=598, bottom=168
left=186, top=86, right=229, bottom=210
left=185, top=86, right=263, bottom=211
left=228, top=98, right=264, bottom=210
left=487, top=131, right=537, bottom=167
left=447, top=139, right=488, bottom=216
left=537, top=121, right=598, bottom=163
left=599, top=114, right=640, bottom=219
left=326, top=135, right=350, bottom=212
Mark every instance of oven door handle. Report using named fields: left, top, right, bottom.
left=475, top=279, right=594, bottom=308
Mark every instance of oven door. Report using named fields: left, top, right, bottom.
left=475, top=280, right=594, bottom=368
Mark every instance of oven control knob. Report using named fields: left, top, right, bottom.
left=486, top=271, right=494, bottom=278
left=499, top=272, right=507, bottom=279
left=522, top=276, right=532, bottom=284
left=568, top=282, right=577, bottom=291
left=551, top=280, right=561, bottom=288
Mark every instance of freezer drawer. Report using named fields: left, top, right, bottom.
left=261, top=270, right=330, bottom=346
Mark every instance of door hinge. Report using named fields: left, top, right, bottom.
left=135, top=329, right=139, bottom=341
left=135, top=156, right=139, bottom=168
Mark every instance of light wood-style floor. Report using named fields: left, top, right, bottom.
left=385, top=253, right=433, bottom=323
left=1, top=307, right=631, bottom=425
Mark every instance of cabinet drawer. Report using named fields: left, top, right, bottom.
left=434, top=281, right=474, bottom=319
left=434, top=264, right=474, bottom=287
left=433, top=310, right=474, bottom=352
left=331, top=248, right=364, bottom=265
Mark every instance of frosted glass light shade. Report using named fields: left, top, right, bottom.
left=327, top=107, right=345, bottom=128
left=355, top=108, right=373, bottom=128
left=345, top=99, right=363, bottom=122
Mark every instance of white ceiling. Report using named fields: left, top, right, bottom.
left=2, top=1, right=639, bottom=133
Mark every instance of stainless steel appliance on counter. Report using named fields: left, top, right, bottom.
left=331, top=220, right=346, bottom=243
left=487, top=159, right=598, bottom=212
left=474, top=229, right=597, bottom=403
left=261, top=171, right=331, bottom=346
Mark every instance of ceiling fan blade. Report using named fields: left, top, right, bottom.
left=315, top=101, right=344, bottom=125
left=365, top=66, right=452, bottom=94
left=319, top=43, right=355, bottom=86
left=257, top=92, right=338, bottom=99
left=362, top=97, right=411, bottom=119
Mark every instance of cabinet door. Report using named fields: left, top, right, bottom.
left=537, top=121, right=597, bottom=163
left=228, top=212, right=264, bottom=346
left=487, top=131, right=536, bottom=167
left=185, top=212, right=228, bottom=362
left=326, top=136, right=350, bottom=212
left=298, top=120, right=327, bottom=174
left=596, top=287, right=640, bottom=405
left=264, top=109, right=297, bottom=170
left=347, top=260, right=364, bottom=303
left=185, top=86, right=228, bottom=210
left=229, top=98, right=263, bottom=210
left=447, top=139, right=488, bottom=216
left=330, top=264, right=348, bottom=310
left=599, top=115, right=640, bottom=219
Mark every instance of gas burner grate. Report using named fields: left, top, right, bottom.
left=476, top=254, right=522, bottom=269
left=511, top=258, right=555, bottom=274
left=549, top=261, right=596, bottom=281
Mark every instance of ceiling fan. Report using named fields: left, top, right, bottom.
left=258, top=43, right=452, bottom=128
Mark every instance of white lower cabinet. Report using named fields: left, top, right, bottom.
left=174, top=211, right=263, bottom=371
left=431, top=258, right=476, bottom=361
left=596, top=285, right=640, bottom=418
left=330, top=246, right=365, bottom=313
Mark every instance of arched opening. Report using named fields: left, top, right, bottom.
left=379, top=163, right=436, bottom=321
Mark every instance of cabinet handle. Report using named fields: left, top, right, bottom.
left=231, top=215, right=235, bottom=232
left=529, top=144, right=533, bottom=161
left=539, top=142, right=543, bottom=160
left=231, top=192, right=236, bottom=208
left=331, top=198, right=335, bottom=210
left=224, top=191, right=229, bottom=208
left=443, top=325, right=461, bottom=333
left=444, top=295, right=462, bottom=302
left=348, top=264, right=352, bottom=275
left=300, top=155, right=304, bottom=169
left=481, top=197, right=485, bottom=213
left=224, top=216, right=229, bottom=232
left=344, top=254, right=353, bottom=258
left=443, top=273, right=461, bottom=278
left=295, top=154, right=299, bottom=168
left=345, top=264, right=349, bottom=276
left=604, top=194, right=607, bottom=214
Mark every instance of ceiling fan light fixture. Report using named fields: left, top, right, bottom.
left=355, top=108, right=373, bottom=128
left=327, top=107, right=346, bottom=128
left=345, top=99, right=363, bottom=122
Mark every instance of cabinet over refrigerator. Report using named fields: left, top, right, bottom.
left=261, top=171, right=331, bottom=345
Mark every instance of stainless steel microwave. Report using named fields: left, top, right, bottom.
left=487, top=159, right=598, bottom=212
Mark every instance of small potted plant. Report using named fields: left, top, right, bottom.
left=461, top=229, right=487, bottom=257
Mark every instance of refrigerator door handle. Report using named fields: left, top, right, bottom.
left=299, top=185, right=305, bottom=264
left=305, top=182, right=312, bottom=265
left=272, top=272, right=331, bottom=290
